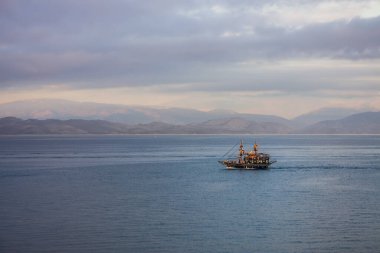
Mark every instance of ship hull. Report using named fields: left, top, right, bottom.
left=218, top=160, right=275, bottom=170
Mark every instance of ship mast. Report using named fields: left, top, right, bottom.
left=238, top=139, right=244, bottom=163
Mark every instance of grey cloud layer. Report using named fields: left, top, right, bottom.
left=0, top=0, right=379, bottom=91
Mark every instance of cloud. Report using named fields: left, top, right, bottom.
left=0, top=0, right=379, bottom=97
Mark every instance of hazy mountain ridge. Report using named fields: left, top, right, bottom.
left=2, top=111, right=379, bottom=134
left=0, top=117, right=130, bottom=134
left=0, top=99, right=368, bottom=128
left=0, top=99, right=291, bottom=125
left=0, top=117, right=292, bottom=134
left=293, top=107, right=371, bottom=127
left=191, top=118, right=292, bottom=134
left=296, top=112, right=380, bottom=134
left=0, top=99, right=379, bottom=134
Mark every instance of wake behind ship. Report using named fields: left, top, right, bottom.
left=219, top=140, right=276, bottom=169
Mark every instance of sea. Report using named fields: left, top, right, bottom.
left=0, top=135, right=379, bottom=253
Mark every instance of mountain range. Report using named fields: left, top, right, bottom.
left=297, top=112, right=380, bottom=134
left=292, top=107, right=369, bottom=126
left=0, top=116, right=292, bottom=134
left=0, top=112, right=379, bottom=134
left=0, top=99, right=378, bottom=134
left=0, top=99, right=290, bottom=125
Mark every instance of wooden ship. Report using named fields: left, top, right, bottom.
left=219, top=140, right=276, bottom=170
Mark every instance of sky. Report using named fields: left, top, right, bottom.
left=0, top=0, right=380, bottom=118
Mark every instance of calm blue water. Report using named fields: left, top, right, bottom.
left=0, top=135, right=379, bottom=253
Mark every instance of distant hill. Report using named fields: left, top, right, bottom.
left=0, top=99, right=291, bottom=125
left=296, top=112, right=380, bottom=134
left=191, top=117, right=292, bottom=134
left=0, top=117, right=292, bottom=134
left=1, top=100, right=379, bottom=134
left=1, top=112, right=380, bottom=135
left=0, top=117, right=130, bottom=134
left=292, top=107, right=369, bottom=127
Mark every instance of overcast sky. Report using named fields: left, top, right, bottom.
left=1, top=0, right=379, bottom=117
